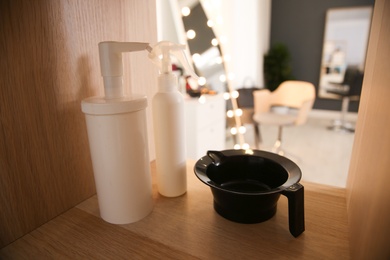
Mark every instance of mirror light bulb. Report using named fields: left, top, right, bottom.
left=230, top=127, right=237, bottom=135
left=235, top=108, right=243, bottom=116
left=181, top=7, right=191, bottom=16
left=198, top=77, right=206, bottom=86
left=226, top=110, right=234, bottom=118
left=192, top=53, right=201, bottom=64
left=219, top=74, right=226, bottom=82
left=231, top=90, right=239, bottom=99
left=186, top=29, right=196, bottom=39
left=242, top=143, right=250, bottom=150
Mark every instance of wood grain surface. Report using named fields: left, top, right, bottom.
left=346, top=0, right=390, bottom=258
left=1, top=161, right=350, bottom=259
left=0, top=0, right=157, bottom=247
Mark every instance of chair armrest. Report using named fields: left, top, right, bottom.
left=295, top=99, right=314, bottom=125
left=253, top=89, right=272, bottom=114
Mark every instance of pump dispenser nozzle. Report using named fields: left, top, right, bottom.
left=147, top=41, right=199, bottom=80
left=99, top=41, right=150, bottom=99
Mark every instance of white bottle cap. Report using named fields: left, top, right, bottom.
left=81, top=95, right=147, bottom=115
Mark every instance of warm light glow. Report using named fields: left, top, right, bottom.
left=235, top=108, right=243, bottom=116
left=198, top=0, right=249, bottom=150
left=198, top=77, right=206, bottom=86
left=219, top=74, right=226, bottom=82
left=245, top=149, right=254, bottom=155
left=186, top=29, right=196, bottom=39
left=211, top=38, right=219, bottom=46
left=226, top=110, right=234, bottom=118
left=181, top=6, right=191, bottom=16
left=239, top=126, right=246, bottom=134
left=192, top=53, right=201, bottom=64
left=242, top=143, right=250, bottom=150
left=231, top=90, right=239, bottom=99
left=198, top=95, right=206, bottom=104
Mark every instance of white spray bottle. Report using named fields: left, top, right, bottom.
left=81, top=41, right=154, bottom=224
left=148, top=41, right=198, bottom=197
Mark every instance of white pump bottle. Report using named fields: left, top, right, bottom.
left=81, top=41, right=154, bottom=224
left=148, top=41, right=198, bottom=197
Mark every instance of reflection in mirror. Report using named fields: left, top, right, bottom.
left=318, top=6, right=372, bottom=99
left=177, top=0, right=247, bottom=148
left=180, top=1, right=226, bottom=93
left=158, top=0, right=248, bottom=148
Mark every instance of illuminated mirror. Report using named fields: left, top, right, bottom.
left=318, top=6, right=373, bottom=99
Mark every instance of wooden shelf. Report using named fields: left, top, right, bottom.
left=0, top=161, right=350, bottom=259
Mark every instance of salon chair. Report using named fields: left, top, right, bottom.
left=326, top=66, right=363, bottom=132
left=253, top=81, right=315, bottom=155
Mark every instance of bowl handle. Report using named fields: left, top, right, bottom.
left=207, top=150, right=226, bottom=166
left=281, top=183, right=305, bottom=237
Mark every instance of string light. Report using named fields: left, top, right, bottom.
left=231, top=90, right=239, bottom=99
left=186, top=29, right=196, bottom=39
left=242, top=143, right=250, bottom=150
left=192, top=53, right=201, bottom=64
left=228, top=73, right=235, bottom=81
left=235, top=108, right=242, bottom=117
left=239, top=126, right=246, bottom=134
left=226, top=110, right=234, bottom=118
left=219, top=74, right=226, bottom=82
left=198, top=77, right=207, bottom=86
left=200, top=0, right=248, bottom=150
left=181, top=6, right=191, bottom=16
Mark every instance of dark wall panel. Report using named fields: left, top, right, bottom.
left=270, top=0, right=375, bottom=111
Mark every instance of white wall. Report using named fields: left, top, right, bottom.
left=229, top=0, right=271, bottom=88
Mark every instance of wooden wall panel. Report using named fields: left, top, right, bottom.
left=0, top=0, right=157, bottom=247
left=346, top=0, right=390, bottom=258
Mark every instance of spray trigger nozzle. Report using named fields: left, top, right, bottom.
left=147, top=41, right=199, bottom=80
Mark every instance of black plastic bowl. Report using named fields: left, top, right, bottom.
left=194, top=149, right=305, bottom=237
